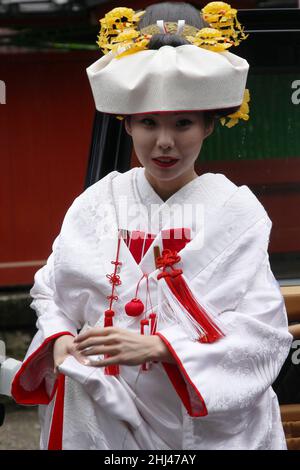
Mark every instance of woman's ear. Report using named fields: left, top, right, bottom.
left=124, top=117, right=132, bottom=136
left=204, top=119, right=215, bottom=139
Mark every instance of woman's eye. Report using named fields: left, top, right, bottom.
left=177, top=119, right=192, bottom=127
left=141, top=118, right=155, bottom=126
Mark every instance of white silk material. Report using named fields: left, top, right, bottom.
left=12, top=168, right=292, bottom=450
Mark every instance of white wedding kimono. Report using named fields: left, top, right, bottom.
left=11, top=167, right=292, bottom=450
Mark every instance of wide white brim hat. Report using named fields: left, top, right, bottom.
left=86, top=44, right=249, bottom=115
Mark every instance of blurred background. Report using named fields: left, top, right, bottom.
left=0, top=0, right=300, bottom=450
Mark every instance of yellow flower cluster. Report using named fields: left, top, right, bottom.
left=202, top=1, right=248, bottom=47
left=96, top=2, right=250, bottom=127
left=96, top=7, right=146, bottom=55
left=220, top=89, right=250, bottom=128
left=186, top=27, right=232, bottom=52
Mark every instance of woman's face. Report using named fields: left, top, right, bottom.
left=124, top=111, right=214, bottom=199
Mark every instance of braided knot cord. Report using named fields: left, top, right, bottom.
left=156, top=249, right=183, bottom=280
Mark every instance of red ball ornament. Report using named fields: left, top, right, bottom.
left=125, top=298, right=144, bottom=317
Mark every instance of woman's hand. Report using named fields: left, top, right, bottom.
left=72, top=326, right=175, bottom=367
left=53, top=334, right=76, bottom=375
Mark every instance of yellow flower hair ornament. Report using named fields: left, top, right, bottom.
left=96, top=7, right=151, bottom=59
left=186, top=27, right=232, bottom=52
left=220, top=89, right=250, bottom=128
left=202, top=1, right=248, bottom=47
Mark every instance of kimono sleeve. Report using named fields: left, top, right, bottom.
left=11, top=236, right=80, bottom=406
left=155, top=217, right=293, bottom=418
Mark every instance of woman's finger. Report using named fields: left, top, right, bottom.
left=74, top=327, right=117, bottom=343
left=80, top=346, right=119, bottom=356
left=74, top=328, right=100, bottom=343
left=88, top=354, right=122, bottom=368
left=74, top=335, right=117, bottom=351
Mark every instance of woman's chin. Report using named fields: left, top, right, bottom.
left=145, top=164, right=181, bottom=180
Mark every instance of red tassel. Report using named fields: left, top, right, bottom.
left=149, top=313, right=158, bottom=364
left=140, top=319, right=150, bottom=371
left=166, top=274, right=224, bottom=343
left=104, top=309, right=114, bottom=327
left=156, top=249, right=224, bottom=343
left=104, top=309, right=120, bottom=376
left=149, top=313, right=157, bottom=335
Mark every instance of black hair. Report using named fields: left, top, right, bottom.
left=138, top=2, right=207, bottom=49
left=136, top=2, right=241, bottom=126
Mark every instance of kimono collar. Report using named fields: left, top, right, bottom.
left=134, top=167, right=238, bottom=211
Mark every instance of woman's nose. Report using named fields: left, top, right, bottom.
left=156, top=128, right=175, bottom=149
